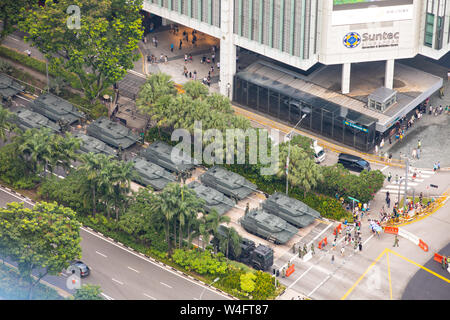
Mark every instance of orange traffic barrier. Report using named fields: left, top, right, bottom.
left=384, top=226, right=399, bottom=234
left=318, top=240, right=322, bottom=249
left=286, top=264, right=295, bottom=277
left=418, top=239, right=429, bottom=252
left=337, top=223, right=342, bottom=233
left=323, top=237, right=328, bottom=246
left=434, top=253, right=443, bottom=263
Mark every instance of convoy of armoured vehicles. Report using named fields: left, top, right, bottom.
left=199, top=166, right=257, bottom=201
left=239, top=208, right=299, bottom=245
left=140, top=141, right=195, bottom=174
left=12, top=108, right=61, bottom=133
left=187, top=181, right=236, bottom=216
left=31, top=93, right=85, bottom=125
left=0, top=73, right=24, bottom=101
left=73, top=132, right=117, bottom=157
left=130, top=156, right=175, bottom=190
left=86, top=116, right=140, bottom=149
left=262, top=192, right=320, bottom=228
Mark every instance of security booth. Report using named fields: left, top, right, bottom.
left=234, top=69, right=377, bottom=152
left=368, top=87, right=397, bottom=112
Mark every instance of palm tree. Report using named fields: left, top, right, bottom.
left=218, top=226, right=242, bottom=260
left=0, top=103, right=14, bottom=142
left=205, top=93, right=234, bottom=114
left=198, top=209, right=230, bottom=249
left=17, top=128, right=54, bottom=175
left=110, top=160, right=135, bottom=221
left=49, top=132, right=81, bottom=174
left=183, top=80, right=209, bottom=100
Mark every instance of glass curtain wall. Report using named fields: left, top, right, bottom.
left=234, top=76, right=376, bottom=151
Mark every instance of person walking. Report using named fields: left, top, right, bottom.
left=179, top=39, right=183, bottom=50
left=311, top=243, right=315, bottom=255
left=358, top=242, right=362, bottom=251
left=433, top=163, right=437, bottom=172
left=340, top=246, right=345, bottom=257
left=393, top=235, right=399, bottom=247
left=387, top=172, right=392, bottom=182
left=412, top=148, right=417, bottom=159
left=438, top=161, right=441, bottom=171
left=331, top=254, right=335, bottom=264
left=245, top=203, right=249, bottom=214
left=298, top=246, right=304, bottom=259
left=395, top=174, right=399, bottom=184
left=416, top=147, right=420, bottom=159
left=417, top=139, right=421, bottom=150
left=170, top=43, right=174, bottom=52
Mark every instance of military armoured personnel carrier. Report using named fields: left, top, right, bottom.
left=11, top=108, right=60, bottom=133
left=31, top=93, right=85, bottom=125
left=86, top=116, right=140, bottom=149
left=0, top=73, right=24, bottom=101
left=199, top=166, right=257, bottom=201
left=130, top=156, right=175, bottom=190
left=262, top=192, right=320, bottom=228
left=211, top=225, right=273, bottom=271
left=239, top=208, right=298, bottom=245
left=187, top=181, right=236, bottom=216
left=140, top=141, right=195, bottom=174
left=73, top=132, right=117, bottom=157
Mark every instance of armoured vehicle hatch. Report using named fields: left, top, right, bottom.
left=187, top=181, right=236, bottom=216
left=31, top=93, right=85, bottom=125
left=12, top=108, right=61, bottom=133
left=139, top=141, right=195, bottom=174
left=130, top=156, right=175, bottom=190
left=262, top=192, right=320, bottom=228
left=0, top=73, right=25, bottom=101
left=86, top=116, right=140, bottom=149
left=73, top=132, right=117, bottom=156
left=239, top=208, right=298, bottom=245
left=199, top=166, right=257, bottom=201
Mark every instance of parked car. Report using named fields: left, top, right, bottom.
left=70, top=261, right=90, bottom=277
left=337, top=153, right=371, bottom=172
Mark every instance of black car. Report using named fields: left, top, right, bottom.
left=337, top=153, right=371, bottom=172
left=71, top=261, right=90, bottom=278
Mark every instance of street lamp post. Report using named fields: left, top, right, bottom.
left=199, top=277, right=220, bottom=300
left=286, top=114, right=307, bottom=195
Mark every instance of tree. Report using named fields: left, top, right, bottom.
left=136, top=73, right=177, bottom=113
left=240, top=272, right=256, bottom=294
left=0, top=0, right=34, bottom=42
left=20, top=0, right=144, bottom=103
left=277, top=143, right=323, bottom=196
left=205, top=93, right=234, bottom=114
left=183, top=80, right=209, bottom=100
left=198, top=210, right=230, bottom=249
left=0, top=103, right=14, bottom=142
left=73, top=284, right=104, bottom=300
left=0, top=202, right=82, bottom=300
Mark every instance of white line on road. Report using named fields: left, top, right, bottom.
left=8, top=36, right=20, bottom=42
left=127, top=266, right=140, bottom=273
left=380, top=166, right=389, bottom=172
left=308, top=273, right=332, bottom=297
left=95, top=251, right=107, bottom=258
left=101, top=293, right=114, bottom=300
left=160, top=282, right=172, bottom=289
left=143, top=293, right=156, bottom=300
left=128, top=69, right=146, bottom=78
left=112, top=278, right=124, bottom=285
left=362, top=234, right=374, bottom=246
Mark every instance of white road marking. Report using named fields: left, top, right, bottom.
left=95, top=251, right=107, bottom=258
left=160, top=282, right=172, bottom=289
left=101, top=293, right=114, bottom=300
left=380, top=166, right=389, bottom=172
left=308, top=273, right=332, bottom=297
left=362, top=234, right=374, bottom=246
left=143, top=293, right=156, bottom=300
left=0, top=187, right=232, bottom=300
left=127, top=266, right=140, bottom=273
left=384, top=185, right=411, bottom=190
left=128, top=69, right=146, bottom=78
left=16, top=95, right=32, bottom=102
left=112, top=278, right=124, bottom=285
left=8, top=36, right=20, bottom=42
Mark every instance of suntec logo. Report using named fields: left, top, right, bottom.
left=343, top=32, right=361, bottom=48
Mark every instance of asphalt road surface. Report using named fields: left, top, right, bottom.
left=0, top=187, right=230, bottom=300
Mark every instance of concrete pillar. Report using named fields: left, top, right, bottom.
left=385, top=59, right=395, bottom=89
left=219, top=0, right=236, bottom=99
left=341, top=63, right=351, bottom=94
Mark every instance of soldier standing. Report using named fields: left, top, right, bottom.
left=303, top=244, right=308, bottom=256
left=298, top=245, right=303, bottom=259
left=282, top=267, right=286, bottom=278
left=245, top=203, right=249, bottom=214
left=393, top=235, right=399, bottom=247
left=310, top=243, right=315, bottom=255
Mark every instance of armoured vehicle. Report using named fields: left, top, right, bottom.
left=187, top=181, right=236, bottom=216
left=73, top=132, right=117, bottom=156
left=11, top=108, right=60, bottom=133
left=31, top=93, right=84, bottom=125
left=211, top=225, right=273, bottom=271
left=86, top=116, right=140, bottom=149
left=199, top=166, right=257, bottom=201
left=0, top=73, right=24, bottom=101
left=140, top=141, right=195, bottom=174
left=262, top=192, right=320, bottom=228
left=239, top=208, right=298, bottom=245
left=130, top=156, right=175, bottom=190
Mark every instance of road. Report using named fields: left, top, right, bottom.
left=0, top=186, right=230, bottom=300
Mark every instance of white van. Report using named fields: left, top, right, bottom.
left=312, top=140, right=325, bottom=163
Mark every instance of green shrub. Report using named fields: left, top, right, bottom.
left=0, top=143, right=39, bottom=189
left=172, top=249, right=228, bottom=275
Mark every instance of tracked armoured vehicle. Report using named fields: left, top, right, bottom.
left=31, top=93, right=85, bottom=125
left=211, top=225, right=273, bottom=271
left=0, top=73, right=25, bottom=101
left=140, top=141, right=195, bottom=174
left=199, top=166, right=257, bottom=201
left=86, top=116, right=140, bottom=149
left=12, top=108, right=61, bottom=133
left=239, top=208, right=298, bottom=245
left=187, top=181, right=236, bottom=216
left=73, top=132, right=117, bottom=156
left=130, top=156, right=175, bottom=190
left=262, top=192, right=320, bottom=228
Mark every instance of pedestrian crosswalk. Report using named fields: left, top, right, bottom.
left=379, top=169, right=435, bottom=194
